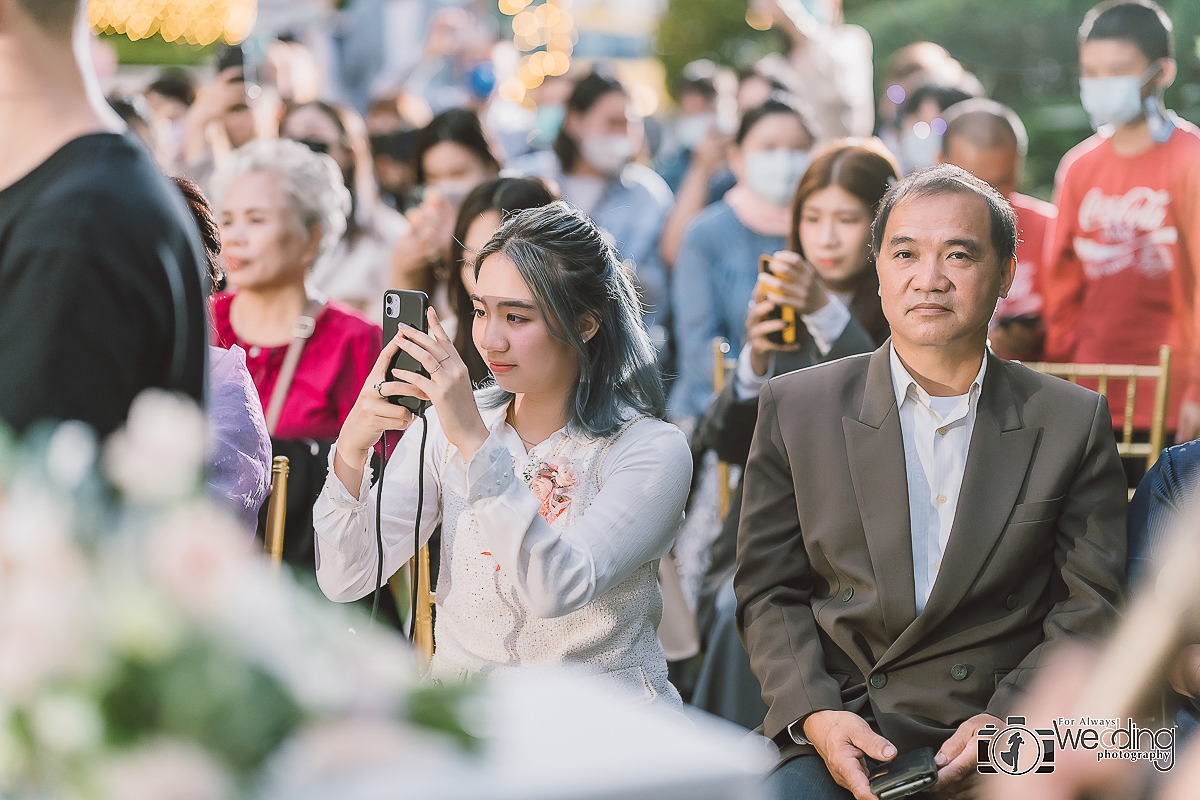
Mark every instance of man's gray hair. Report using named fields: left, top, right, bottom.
left=209, top=138, right=351, bottom=266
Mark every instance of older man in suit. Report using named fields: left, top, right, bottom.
left=735, top=164, right=1127, bottom=799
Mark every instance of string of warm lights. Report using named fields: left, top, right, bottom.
left=89, top=0, right=257, bottom=46
left=497, top=0, right=577, bottom=106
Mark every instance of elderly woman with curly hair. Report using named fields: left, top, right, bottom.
left=208, top=138, right=382, bottom=568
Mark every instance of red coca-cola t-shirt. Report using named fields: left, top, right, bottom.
left=1043, top=121, right=1200, bottom=429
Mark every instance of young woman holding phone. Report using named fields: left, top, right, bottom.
left=313, top=202, right=691, bottom=705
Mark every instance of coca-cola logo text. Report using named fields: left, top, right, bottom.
left=1078, top=187, right=1171, bottom=239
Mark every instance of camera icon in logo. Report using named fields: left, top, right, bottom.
left=977, top=716, right=1056, bottom=776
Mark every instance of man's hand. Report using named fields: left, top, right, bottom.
left=803, top=710, right=897, bottom=800
left=1177, top=399, right=1200, bottom=442
left=1168, top=643, right=1200, bottom=698
left=932, top=713, right=1001, bottom=799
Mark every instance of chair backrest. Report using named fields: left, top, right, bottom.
left=409, top=544, right=434, bottom=675
left=264, top=455, right=290, bottom=574
left=1022, top=345, right=1172, bottom=483
left=712, top=338, right=739, bottom=520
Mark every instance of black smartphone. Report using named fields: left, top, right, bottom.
left=867, top=747, right=938, bottom=800
left=759, top=254, right=797, bottom=346
left=214, top=43, right=260, bottom=89
left=382, top=289, right=432, bottom=416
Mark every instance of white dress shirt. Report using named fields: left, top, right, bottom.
left=889, top=345, right=987, bottom=614
left=311, top=398, right=691, bottom=705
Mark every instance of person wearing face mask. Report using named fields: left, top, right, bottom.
left=281, top=101, right=409, bottom=322
left=507, top=71, right=675, bottom=339
left=389, top=108, right=502, bottom=310
left=667, top=98, right=815, bottom=421
left=892, top=83, right=976, bottom=176
left=687, top=142, right=894, bottom=732
left=1045, top=0, right=1200, bottom=444
left=654, top=60, right=736, bottom=194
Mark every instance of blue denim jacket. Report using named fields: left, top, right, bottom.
left=668, top=200, right=786, bottom=419
left=506, top=151, right=674, bottom=334
left=1129, top=438, right=1200, bottom=738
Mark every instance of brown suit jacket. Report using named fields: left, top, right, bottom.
left=734, top=342, right=1127, bottom=754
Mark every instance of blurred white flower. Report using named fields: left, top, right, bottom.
left=146, top=503, right=254, bottom=618
left=0, top=491, right=97, bottom=701
left=45, top=421, right=97, bottom=490
left=95, top=739, right=234, bottom=800
left=30, top=692, right=103, bottom=755
left=101, top=582, right=185, bottom=663
left=260, top=718, right=457, bottom=797
left=104, top=390, right=206, bottom=505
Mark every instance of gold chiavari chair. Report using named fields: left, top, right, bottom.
left=712, top=338, right=739, bottom=520
left=1023, top=344, right=1172, bottom=499
left=264, top=456, right=290, bottom=574
left=409, top=545, right=434, bottom=675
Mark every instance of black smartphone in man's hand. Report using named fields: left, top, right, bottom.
left=382, top=289, right=431, bottom=416
left=867, top=747, right=938, bottom=800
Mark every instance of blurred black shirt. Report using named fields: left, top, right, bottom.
left=0, top=133, right=207, bottom=438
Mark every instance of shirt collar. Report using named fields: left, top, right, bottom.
left=889, top=343, right=987, bottom=410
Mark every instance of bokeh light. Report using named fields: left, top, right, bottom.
left=930, top=117, right=948, bottom=136
left=745, top=9, right=772, bottom=30
left=912, top=120, right=932, bottom=140
left=89, top=0, right=258, bottom=45
left=886, top=84, right=906, bottom=105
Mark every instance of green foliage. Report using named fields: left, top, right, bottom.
left=656, top=0, right=777, bottom=100
left=100, top=639, right=304, bottom=775
left=405, top=681, right=484, bottom=754
left=101, top=32, right=217, bottom=66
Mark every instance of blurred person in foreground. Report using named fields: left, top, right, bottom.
left=1043, top=0, right=1200, bottom=441
left=173, top=176, right=272, bottom=531
left=736, top=164, right=1127, bottom=799
left=312, top=202, right=691, bottom=704
left=389, top=108, right=501, bottom=306
left=281, top=100, right=408, bottom=321
left=0, top=0, right=207, bottom=437
left=208, top=139, right=381, bottom=569
left=939, top=99, right=1055, bottom=361
left=689, top=140, right=895, bottom=731
left=668, top=97, right=816, bottom=421
left=365, top=90, right=434, bottom=213
left=508, top=71, right=675, bottom=339
left=1127, top=435, right=1200, bottom=742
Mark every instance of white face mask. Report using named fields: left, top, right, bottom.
left=580, top=135, right=634, bottom=175
left=744, top=149, right=812, bottom=206
left=899, top=128, right=942, bottom=175
left=1079, top=64, right=1159, bottom=130
left=428, top=178, right=477, bottom=209
left=675, top=113, right=716, bottom=150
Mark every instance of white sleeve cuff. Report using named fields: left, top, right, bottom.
left=465, top=431, right=519, bottom=504
left=734, top=343, right=774, bottom=402
left=801, top=297, right=852, bottom=356
left=324, top=441, right=374, bottom=510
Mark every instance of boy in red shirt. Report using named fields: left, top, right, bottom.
left=1044, top=0, right=1200, bottom=438
left=939, top=98, right=1057, bottom=361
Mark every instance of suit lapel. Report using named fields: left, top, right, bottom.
left=877, top=354, right=1039, bottom=667
left=844, top=343, right=918, bottom=641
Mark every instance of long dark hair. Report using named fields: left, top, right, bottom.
left=788, top=140, right=898, bottom=346
left=412, top=108, right=501, bottom=184
left=449, top=177, right=557, bottom=384
left=473, top=201, right=665, bottom=437
left=553, top=71, right=626, bottom=174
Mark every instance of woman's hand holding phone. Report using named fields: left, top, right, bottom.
left=760, top=250, right=831, bottom=317
left=745, top=251, right=832, bottom=376
left=334, top=332, right=424, bottom=498
left=387, top=307, right=490, bottom=462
